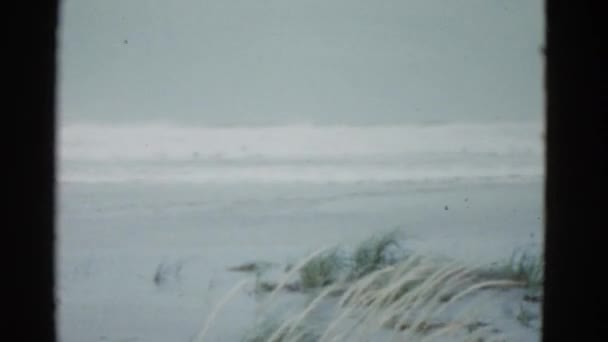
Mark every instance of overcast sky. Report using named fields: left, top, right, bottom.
left=58, top=0, right=544, bottom=125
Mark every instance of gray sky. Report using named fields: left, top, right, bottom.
left=58, top=0, right=544, bottom=125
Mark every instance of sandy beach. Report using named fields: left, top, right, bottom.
left=57, top=123, right=543, bottom=342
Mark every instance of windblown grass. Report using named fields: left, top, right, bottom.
left=477, top=248, right=544, bottom=290
left=252, top=231, right=407, bottom=293
left=297, top=231, right=406, bottom=291
left=348, top=230, right=404, bottom=280
left=238, top=253, right=522, bottom=342
left=298, top=249, right=346, bottom=289
left=196, top=233, right=543, bottom=341
left=508, top=250, right=543, bottom=289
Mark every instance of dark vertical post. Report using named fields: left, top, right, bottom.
left=544, top=1, right=607, bottom=340
left=8, top=1, right=58, bottom=342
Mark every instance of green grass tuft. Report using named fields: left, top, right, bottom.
left=349, top=230, right=404, bottom=280
left=299, top=249, right=346, bottom=289
left=509, top=250, right=543, bottom=289
left=477, top=248, right=543, bottom=289
left=297, top=231, right=407, bottom=290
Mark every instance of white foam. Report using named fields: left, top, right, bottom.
left=59, top=122, right=544, bottom=183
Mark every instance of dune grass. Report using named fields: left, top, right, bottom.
left=298, top=249, right=346, bottom=289
left=296, top=231, right=405, bottom=291
left=249, top=231, right=407, bottom=294
left=477, top=248, right=544, bottom=290
left=239, top=254, right=522, bottom=342
left=507, top=250, right=544, bottom=289
left=348, top=230, right=404, bottom=280
left=196, top=232, right=543, bottom=341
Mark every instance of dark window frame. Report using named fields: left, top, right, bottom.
left=9, top=1, right=607, bottom=341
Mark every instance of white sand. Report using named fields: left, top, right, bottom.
left=58, top=179, right=542, bottom=342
